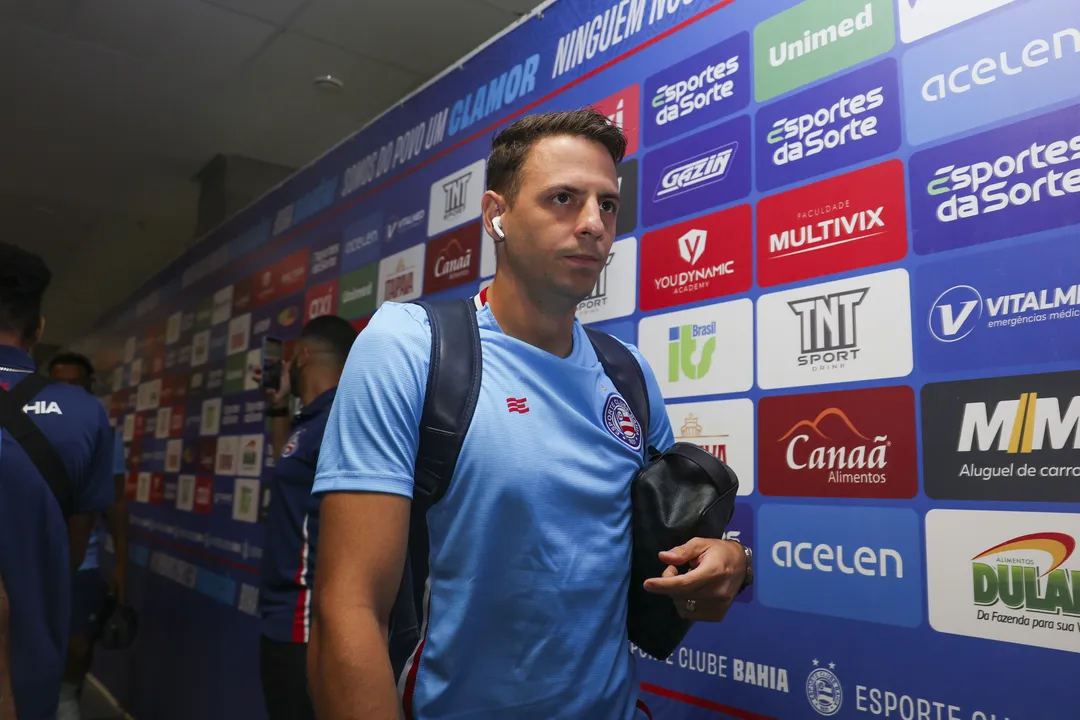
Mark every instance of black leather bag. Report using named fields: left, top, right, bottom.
left=627, top=442, right=739, bottom=660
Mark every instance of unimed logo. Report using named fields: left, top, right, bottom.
left=758, top=504, right=923, bottom=627
left=757, top=160, right=907, bottom=287
left=759, top=386, right=918, bottom=499
left=923, top=371, right=1080, bottom=503
left=640, top=205, right=751, bottom=311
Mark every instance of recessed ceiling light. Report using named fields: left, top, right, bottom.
left=312, top=74, right=344, bottom=93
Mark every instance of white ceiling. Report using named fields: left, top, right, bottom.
left=0, top=0, right=544, bottom=345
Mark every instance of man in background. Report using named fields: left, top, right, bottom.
left=0, top=242, right=115, bottom=720
left=255, top=315, right=357, bottom=720
left=47, top=352, right=129, bottom=720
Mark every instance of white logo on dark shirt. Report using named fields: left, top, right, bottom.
left=23, top=400, right=62, bottom=415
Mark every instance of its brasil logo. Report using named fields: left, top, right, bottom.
left=973, top=532, right=1080, bottom=625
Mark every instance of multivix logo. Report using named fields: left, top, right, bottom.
left=958, top=393, right=1080, bottom=455
left=668, top=321, right=717, bottom=382
left=789, top=289, right=868, bottom=368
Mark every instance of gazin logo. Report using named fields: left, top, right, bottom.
left=806, top=660, right=843, bottom=716
left=668, top=321, right=717, bottom=382
left=929, top=285, right=983, bottom=342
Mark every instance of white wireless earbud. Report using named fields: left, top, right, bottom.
left=492, top=215, right=506, bottom=240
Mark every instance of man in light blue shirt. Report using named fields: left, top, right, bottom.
left=310, top=110, right=749, bottom=720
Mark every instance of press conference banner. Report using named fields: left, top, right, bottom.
left=76, top=0, right=1079, bottom=718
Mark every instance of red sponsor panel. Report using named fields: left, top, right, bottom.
left=149, top=473, right=165, bottom=504
left=425, top=222, right=482, bottom=294
left=304, top=279, right=339, bottom=323
left=172, top=373, right=189, bottom=404
left=149, top=351, right=165, bottom=379
left=133, top=413, right=146, bottom=441
left=592, top=84, right=641, bottom=157
left=170, top=405, right=185, bottom=437
left=758, top=386, right=917, bottom=499
left=233, top=276, right=254, bottom=315
left=756, top=160, right=908, bottom=288
left=351, top=316, right=372, bottom=334
left=159, top=377, right=174, bottom=406
left=275, top=249, right=310, bottom=300
left=639, top=204, right=752, bottom=312
left=127, top=441, right=142, bottom=471
left=252, top=267, right=277, bottom=307
left=198, top=438, right=217, bottom=474
left=194, top=476, right=214, bottom=514
left=125, top=472, right=139, bottom=500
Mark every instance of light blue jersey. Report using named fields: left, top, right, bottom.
left=314, top=299, right=674, bottom=720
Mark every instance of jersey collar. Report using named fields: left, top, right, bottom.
left=473, top=285, right=490, bottom=310
left=298, top=386, right=337, bottom=420
left=0, top=344, right=36, bottom=374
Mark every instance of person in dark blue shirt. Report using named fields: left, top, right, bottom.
left=0, top=243, right=115, bottom=720
left=255, top=315, right=357, bottom=720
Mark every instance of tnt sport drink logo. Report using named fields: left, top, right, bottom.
left=755, top=58, right=901, bottom=192
left=922, top=371, right=1080, bottom=503
left=643, top=32, right=749, bottom=147
left=901, top=0, right=1080, bottom=146
left=917, top=235, right=1080, bottom=373
left=642, top=115, right=751, bottom=227
left=639, top=204, right=751, bottom=312
left=756, top=160, right=908, bottom=287
left=909, top=103, right=1080, bottom=254
left=927, top=509, right=1080, bottom=655
left=758, top=504, right=923, bottom=627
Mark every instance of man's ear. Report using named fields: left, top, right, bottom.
left=481, top=191, right=507, bottom=243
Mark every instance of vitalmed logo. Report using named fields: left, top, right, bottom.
left=578, top=236, right=637, bottom=324
left=753, top=0, right=894, bottom=103
left=377, top=243, right=425, bottom=305
left=644, top=32, right=749, bottom=147
left=425, top=221, right=481, bottom=294
left=756, top=59, right=901, bottom=191
left=902, top=1, right=1080, bottom=146
left=757, top=269, right=913, bottom=390
left=642, top=115, right=751, bottom=227
left=909, top=104, right=1080, bottom=255
left=428, top=158, right=485, bottom=237
left=758, top=504, right=923, bottom=627
left=385, top=208, right=426, bottom=243
left=759, top=386, right=918, bottom=499
left=305, top=279, right=339, bottom=323
left=640, top=205, right=751, bottom=312
left=667, top=399, right=755, bottom=495
left=638, top=299, right=753, bottom=399
left=898, top=0, right=1017, bottom=43
left=922, top=371, right=1080, bottom=503
left=592, top=84, right=640, bottom=157
left=757, top=160, right=907, bottom=288
left=341, top=212, right=382, bottom=273
left=926, top=509, right=1080, bottom=654
left=917, top=237, right=1080, bottom=373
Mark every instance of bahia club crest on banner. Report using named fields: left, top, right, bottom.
left=76, top=0, right=1079, bottom=718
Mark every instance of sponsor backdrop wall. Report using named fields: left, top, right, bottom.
left=76, top=0, right=1079, bottom=717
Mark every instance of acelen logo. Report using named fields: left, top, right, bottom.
left=916, top=235, right=1080, bottom=373
left=909, top=103, right=1080, bottom=255
left=755, top=58, right=901, bottom=192
left=644, top=32, right=750, bottom=147
left=926, top=509, right=1080, bottom=655
left=758, top=386, right=918, bottom=499
left=425, top=221, right=482, bottom=294
left=901, top=0, right=1080, bottom=147
left=640, top=204, right=751, bottom=311
left=591, top=84, right=640, bottom=157
left=921, top=371, right=1080, bottom=503
left=642, top=114, right=751, bottom=227
left=757, top=160, right=907, bottom=288
left=305, top=279, right=339, bottom=323
left=758, top=504, right=923, bottom=628
left=898, top=0, right=1016, bottom=43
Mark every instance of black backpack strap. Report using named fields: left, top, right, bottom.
left=0, top=374, right=75, bottom=521
left=412, top=297, right=483, bottom=508
left=584, top=327, right=651, bottom=446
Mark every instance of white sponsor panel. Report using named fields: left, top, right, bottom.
left=376, top=243, right=425, bottom=306
left=239, top=434, right=264, bottom=477
left=136, top=472, right=151, bottom=503
left=190, top=330, right=210, bottom=368
left=898, top=0, right=1017, bottom=43
left=427, top=158, right=486, bottom=237
left=129, top=358, right=142, bottom=387
left=166, top=312, right=183, bottom=345
left=578, top=237, right=638, bottom=324
left=200, top=398, right=222, bottom=437
left=638, top=298, right=754, bottom=400
left=756, top=268, right=912, bottom=390
left=245, top=349, right=262, bottom=392
left=666, top=398, right=755, bottom=495
left=232, top=479, right=261, bottom=523
left=165, top=439, right=183, bottom=473
left=136, top=379, right=161, bottom=412
left=215, top=436, right=240, bottom=476
left=212, top=285, right=234, bottom=325
left=926, top=509, right=1080, bottom=654
left=155, top=407, right=172, bottom=440
left=122, top=414, right=135, bottom=442
left=176, top=475, right=195, bottom=511
left=228, top=313, right=251, bottom=355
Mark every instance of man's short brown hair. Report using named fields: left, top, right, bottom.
left=486, top=109, right=627, bottom=206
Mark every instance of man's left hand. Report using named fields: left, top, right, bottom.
left=642, top=538, right=747, bottom=622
